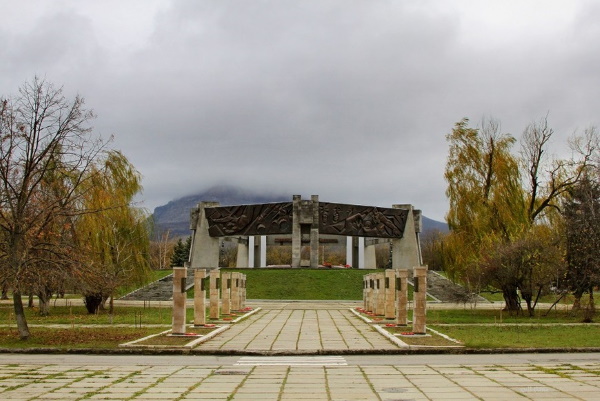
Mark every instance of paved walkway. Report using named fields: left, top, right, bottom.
left=1, top=358, right=600, bottom=400
left=196, top=307, right=397, bottom=353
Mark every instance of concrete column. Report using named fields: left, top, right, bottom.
left=368, top=274, right=375, bottom=312
left=236, top=239, right=249, bottom=267
left=253, top=235, right=261, bottom=268
left=209, top=269, right=220, bottom=319
left=352, top=237, right=360, bottom=269
left=396, top=269, right=408, bottom=326
left=172, top=267, right=187, bottom=334
left=241, top=274, right=247, bottom=309
left=364, top=244, right=376, bottom=269
left=385, top=269, right=396, bottom=319
left=221, top=272, right=231, bottom=315
left=391, top=204, right=420, bottom=271
left=231, top=272, right=240, bottom=311
left=292, top=195, right=301, bottom=268
left=376, top=273, right=385, bottom=316
left=193, top=269, right=206, bottom=327
left=308, top=195, right=319, bottom=268
left=363, top=275, right=368, bottom=310
left=413, top=266, right=428, bottom=334
left=190, top=202, right=220, bottom=268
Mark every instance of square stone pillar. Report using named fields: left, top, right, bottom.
left=363, top=275, right=368, bottom=310
left=352, top=237, right=360, bottom=269
left=189, top=202, right=220, bottom=268
left=364, top=243, right=377, bottom=269
left=412, top=266, right=428, bottom=334
left=221, top=272, right=231, bottom=315
left=253, top=235, right=262, bottom=268
left=172, top=267, right=187, bottom=334
left=384, top=269, right=396, bottom=319
left=310, top=195, right=320, bottom=268
left=231, top=272, right=240, bottom=311
left=391, top=204, right=420, bottom=271
left=376, top=273, right=385, bottom=316
left=193, top=269, right=206, bottom=327
left=367, top=274, right=375, bottom=312
left=241, top=274, right=247, bottom=309
left=292, top=195, right=302, bottom=268
left=396, top=269, right=408, bottom=326
left=236, top=239, right=249, bottom=267
left=209, top=269, right=220, bottom=320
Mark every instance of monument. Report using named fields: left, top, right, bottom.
left=188, top=195, right=422, bottom=269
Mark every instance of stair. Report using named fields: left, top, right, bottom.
left=119, top=269, right=196, bottom=301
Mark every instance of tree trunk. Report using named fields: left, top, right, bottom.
left=13, top=290, right=30, bottom=340
left=109, top=295, right=114, bottom=315
left=572, top=290, right=583, bottom=312
left=28, top=293, right=34, bottom=308
left=1, top=282, right=8, bottom=300
left=502, top=286, right=522, bottom=314
left=84, top=294, right=103, bottom=314
left=37, top=287, right=53, bottom=317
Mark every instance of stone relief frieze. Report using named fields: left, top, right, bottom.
left=318, top=202, right=408, bottom=238
left=205, top=202, right=293, bottom=236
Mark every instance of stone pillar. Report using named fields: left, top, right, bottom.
left=368, top=274, right=375, bottom=312
left=376, top=273, right=385, bottom=316
left=189, top=202, right=220, bottom=268
left=363, top=275, right=368, bottom=310
left=291, top=195, right=301, bottom=268
left=413, top=266, right=428, bottom=334
left=193, top=269, right=206, bottom=327
left=364, top=243, right=376, bottom=269
left=391, top=204, right=420, bottom=271
left=310, top=195, right=320, bottom=268
left=385, top=269, right=396, bottom=319
left=241, top=274, right=247, bottom=309
left=352, top=237, right=360, bottom=269
left=221, top=272, right=231, bottom=315
left=172, top=267, right=187, bottom=334
left=236, top=238, right=249, bottom=267
left=253, top=235, right=262, bottom=268
left=231, top=272, right=240, bottom=311
left=209, top=269, right=220, bottom=319
left=396, top=269, right=408, bottom=326
left=413, top=209, right=423, bottom=266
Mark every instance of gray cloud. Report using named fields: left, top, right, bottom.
left=1, top=0, right=599, bottom=221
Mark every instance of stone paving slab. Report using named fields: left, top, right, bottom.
left=194, top=308, right=397, bottom=353
left=2, top=362, right=600, bottom=400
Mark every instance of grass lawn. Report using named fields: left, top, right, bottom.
left=432, top=324, right=600, bottom=348
left=216, top=268, right=409, bottom=300
left=427, top=308, right=592, bottom=324
left=0, top=327, right=162, bottom=349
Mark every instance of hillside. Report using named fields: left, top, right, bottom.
left=152, top=185, right=448, bottom=237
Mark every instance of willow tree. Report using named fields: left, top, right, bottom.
left=444, top=117, right=597, bottom=312
left=0, top=78, right=108, bottom=339
left=76, top=151, right=150, bottom=314
left=444, top=118, right=528, bottom=309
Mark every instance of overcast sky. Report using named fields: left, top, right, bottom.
left=1, top=1, right=599, bottom=221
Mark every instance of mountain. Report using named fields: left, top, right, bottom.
left=152, top=185, right=448, bottom=237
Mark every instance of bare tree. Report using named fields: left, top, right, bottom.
left=0, top=77, right=108, bottom=339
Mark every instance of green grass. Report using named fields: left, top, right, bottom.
left=427, top=308, right=589, bottom=324
left=0, top=304, right=174, bottom=325
left=217, top=268, right=386, bottom=300
left=0, top=327, right=161, bottom=349
left=433, top=325, right=600, bottom=348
